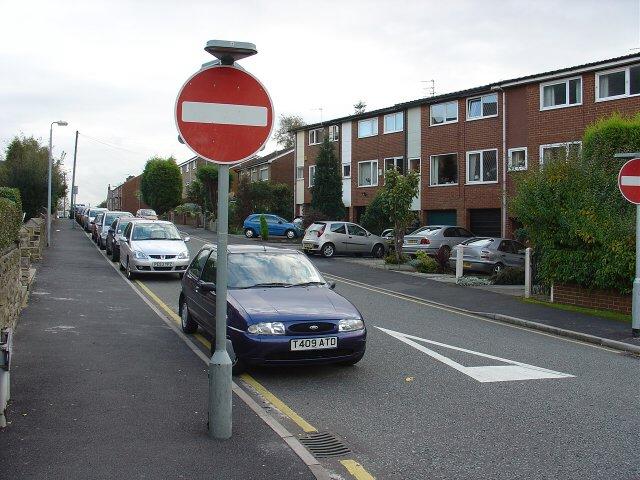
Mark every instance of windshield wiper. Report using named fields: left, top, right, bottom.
left=241, top=282, right=293, bottom=289
left=290, top=281, right=326, bottom=287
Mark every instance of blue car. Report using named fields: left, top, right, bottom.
left=179, top=245, right=367, bottom=374
left=243, top=213, right=302, bottom=239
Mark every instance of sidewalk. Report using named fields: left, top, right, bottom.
left=0, top=221, right=314, bottom=479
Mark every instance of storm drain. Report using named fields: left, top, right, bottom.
left=298, top=431, right=351, bottom=458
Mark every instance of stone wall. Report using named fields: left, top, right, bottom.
left=553, top=283, right=632, bottom=315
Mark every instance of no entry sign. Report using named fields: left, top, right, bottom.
left=175, top=65, right=273, bottom=164
left=618, top=158, right=640, bottom=204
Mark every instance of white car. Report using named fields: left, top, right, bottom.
left=119, top=220, right=190, bottom=279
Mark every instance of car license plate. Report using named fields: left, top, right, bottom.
left=303, top=242, right=314, bottom=249
left=290, top=337, right=337, bottom=351
left=407, top=239, right=417, bottom=245
left=463, top=262, right=472, bottom=268
left=153, top=261, right=173, bottom=267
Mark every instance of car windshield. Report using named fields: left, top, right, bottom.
left=228, top=253, right=325, bottom=289
left=132, top=223, right=181, bottom=240
left=464, top=238, right=494, bottom=247
left=139, top=209, right=156, bottom=216
left=116, top=220, right=132, bottom=234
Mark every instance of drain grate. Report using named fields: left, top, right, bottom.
left=298, top=431, right=351, bottom=458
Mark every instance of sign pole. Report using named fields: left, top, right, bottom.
left=209, top=163, right=232, bottom=438
left=634, top=204, right=640, bottom=337
left=70, top=130, right=79, bottom=229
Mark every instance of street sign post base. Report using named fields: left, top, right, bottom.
left=208, top=349, right=232, bottom=439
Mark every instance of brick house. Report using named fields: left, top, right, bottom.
left=292, top=52, right=640, bottom=237
left=106, top=174, right=151, bottom=214
left=177, top=156, right=207, bottom=198
left=233, top=148, right=295, bottom=190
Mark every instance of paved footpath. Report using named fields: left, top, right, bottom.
left=0, top=222, right=314, bottom=479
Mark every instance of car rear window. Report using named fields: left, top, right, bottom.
left=414, top=226, right=442, bottom=236
left=464, top=238, right=494, bottom=247
left=307, top=223, right=325, bottom=232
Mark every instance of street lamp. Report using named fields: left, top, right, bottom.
left=47, top=120, right=68, bottom=246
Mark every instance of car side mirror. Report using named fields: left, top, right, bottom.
left=518, top=249, right=526, bottom=255
left=329, top=282, right=336, bottom=290
left=200, top=282, right=216, bottom=293
left=184, top=236, right=191, bottom=242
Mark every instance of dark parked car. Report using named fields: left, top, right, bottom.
left=448, top=237, right=526, bottom=274
left=106, top=216, right=137, bottom=262
left=179, top=245, right=367, bottom=374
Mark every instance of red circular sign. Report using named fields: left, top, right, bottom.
left=175, top=65, right=273, bottom=164
left=618, top=158, right=640, bottom=204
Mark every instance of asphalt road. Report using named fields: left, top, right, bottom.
left=112, top=232, right=640, bottom=479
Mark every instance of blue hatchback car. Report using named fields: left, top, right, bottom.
left=179, top=245, right=367, bottom=374
left=243, top=214, right=302, bottom=239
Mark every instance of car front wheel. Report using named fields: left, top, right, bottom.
left=244, top=228, right=255, bottom=238
left=126, top=259, right=135, bottom=279
left=180, top=302, right=198, bottom=334
left=493, top=262, right=505, bottom=275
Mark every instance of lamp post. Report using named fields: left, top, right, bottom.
left=47, top=120, right=68, bottom=246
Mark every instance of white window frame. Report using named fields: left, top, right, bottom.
left=259, top=165, right=269, bottom=181
left=508, top=147, right=528, bottom=171
left=357, top=160, right=379, bottom=187
left=383, top=156, right=404, bottom=175
left=357, top=118, right=378, bottom=138
left=539, top=76, right=583, bottom=110
left=466, top=93, right=498, bottom=121
left=383, top=112, right=404, bottom=134
left=595, top=64, right=640, bottom=101
left=250, top=168, right=257, bottom=182
left=408, top=158, right=421, bottom=175
left=429, top=153, right=458, bottom=187
left=329, top=125, right=339, bottom=142
left=430, top=101, right=458, bottom=126
left=539, top=141, right=582, bottom=166
left=309, top=165, right=316, bottom=187
left=465, top=149, right=499, bottom=185
left=309, top=129, right=321, bottom=145
left=296, top=166, right=304, bottom=180
left=342, top=164, right=351, bottom=178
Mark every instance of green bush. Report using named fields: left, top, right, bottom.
left=414, top=251, right=438, bottom=273
left=259, top=214, right=269, bottom=240
left=384, top=253, right=407, bottom=264
left=360, top=193, right=390, bottom=235
left=491, top=267, right=525, bottom=285
left=510, top=113, right=640, bottom=294
left=0, top=198, right=22, bottom=251
left=0, top=187, right=22, bottom=212
left=174, top=203, right=201, bottom=216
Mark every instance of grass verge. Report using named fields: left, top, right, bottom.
left=522, top=297, right=631, bottom=324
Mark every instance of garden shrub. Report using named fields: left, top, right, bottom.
left=0, top=197, right=22, bottom=251
left=414, top=251, right=438, bottom=273
left=491, top=267, right=525, bottom=285
left=259, top=214, right=269, bottom=240
left=384, top=253, right=407, bottom=265
left=457, top=276, right=492, bottom=287
left=0, top=187, right=22, bottom=212
left=433, top=247, right=451, bottom=273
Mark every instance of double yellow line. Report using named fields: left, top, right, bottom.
left=134, top=279, right=375, bottom=480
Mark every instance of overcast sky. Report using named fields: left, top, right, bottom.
left=1, top=0, right=638, bottom=206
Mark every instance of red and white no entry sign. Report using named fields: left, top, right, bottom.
left=175, top=65, right=273, bottom=164
left=618, top=158, right=640, bottom=204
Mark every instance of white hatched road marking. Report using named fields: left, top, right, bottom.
left=181, top=101, right=268, bottom=126
left=376, top=326, right=574, bottom=383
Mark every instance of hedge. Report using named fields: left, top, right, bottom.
left=0, top=197, right=22, bottom=251
left=0, top=187, right=22, bottom=212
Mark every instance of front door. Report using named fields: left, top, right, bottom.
left=184, top=249, right=211, bottom=323
left=347, top=223, right=370, bottom=253
left=197, top=251, right=218, bottom=334
left=327, top=222, right=349, bottom=253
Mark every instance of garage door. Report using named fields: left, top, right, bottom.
left=426, top=209, right=457, bottom=226
left=469, top=208, right=501, bottom=237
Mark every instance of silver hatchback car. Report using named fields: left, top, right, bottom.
left=119, top=220, right=191, bottom=279
left=402, top=225, right=475, bottom=256
left=302, top=221, right=386, bottom=258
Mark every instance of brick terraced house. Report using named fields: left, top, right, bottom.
left=106, top=174, right=151, bottom=214
left=233, top=148, right=295, bottom=190
left=292, top=53, right=640, bottom=237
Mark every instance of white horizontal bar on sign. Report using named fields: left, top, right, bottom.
left=182, top=101, right=268, bottom=127
left=621, top=176, right=640, bottom=186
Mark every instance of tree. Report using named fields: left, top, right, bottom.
left=140, top=156, right=182, bottom=215
left=0, top=135, right=66, bottom=219
left=97, top=200, right=107, bottom=208
left=195, top=163, right=219, bottom=214
left=360, top=193, right=391, bottom=235
left=381, top=168, right=419, bottom=262
left=311, top=136, right=345, bottom=219
left=234, top=176, right=294, bottom=226
left=353, top=101, right=366, bottom=114
left=273, top=114, right=306, bottom=149
left=186, top=178, right=206, bottom=206
left=259, top=214, right=269, bottom=240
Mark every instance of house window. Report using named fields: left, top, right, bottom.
left=250, top=168, right=257, bottom=182
left=357, top=118, right=378, bottom=138
left=430, top=154, right=458, bottom=186
left=185, top=163, right=190, bottom=172
left=541, top=77, right=582, bottom=109
left=259, top=166, right=269, bottom=181
left=596, top=64, right=640, bottom=100
left=329, top=125, right=339, bottom=142
left=358, top=160, right=378, bottom=187
left=467, top=93, right=498, bottom=120
left=309, top=129, right=321, bottom=145
left=430, top=101, right=458, bottom=125
left=383, top=112, right=403, bottom=133
left=342, top=165, right=351, bottom=178
left=508, top=148, right=527, bottom=171
left=539, top=142, right=581, bottom=165
left=384, top=157, right=404, bottom=175
left=309, top=165, right=316, bottom=187
left=296, top=166, right=304, bottom=180
left=409, top=158, right=421, bottom=174
left=466, top=149, right=498, bottom=184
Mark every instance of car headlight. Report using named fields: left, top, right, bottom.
left=133, top=250, right=148, bottom=259
left=177, top=251, right=189, bottom=259
left=338, top=319, right=364, bottom=332
left=247, top=322, right=285, bottom=335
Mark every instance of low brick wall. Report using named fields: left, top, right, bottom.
left=553, top=283, right=632, bottom=314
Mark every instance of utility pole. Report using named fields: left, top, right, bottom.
left=70, top=130, right=79, bottom=228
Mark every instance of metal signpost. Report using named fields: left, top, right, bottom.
left=70, top=130, right=79, bottom=228
left=47, top=120, right=68, bottom=246
left=617, top=156, right=640, bottom=337
left=175, top=40, right=274, bottom=439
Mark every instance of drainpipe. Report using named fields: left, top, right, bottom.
left=492, top=86, right=507, bottom=238
left=293, top=133, right=297, bottom=217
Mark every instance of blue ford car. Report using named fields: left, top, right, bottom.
left=243, top=214, right=302, bottom=239
left=179, top=245, right=366, bottom=374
